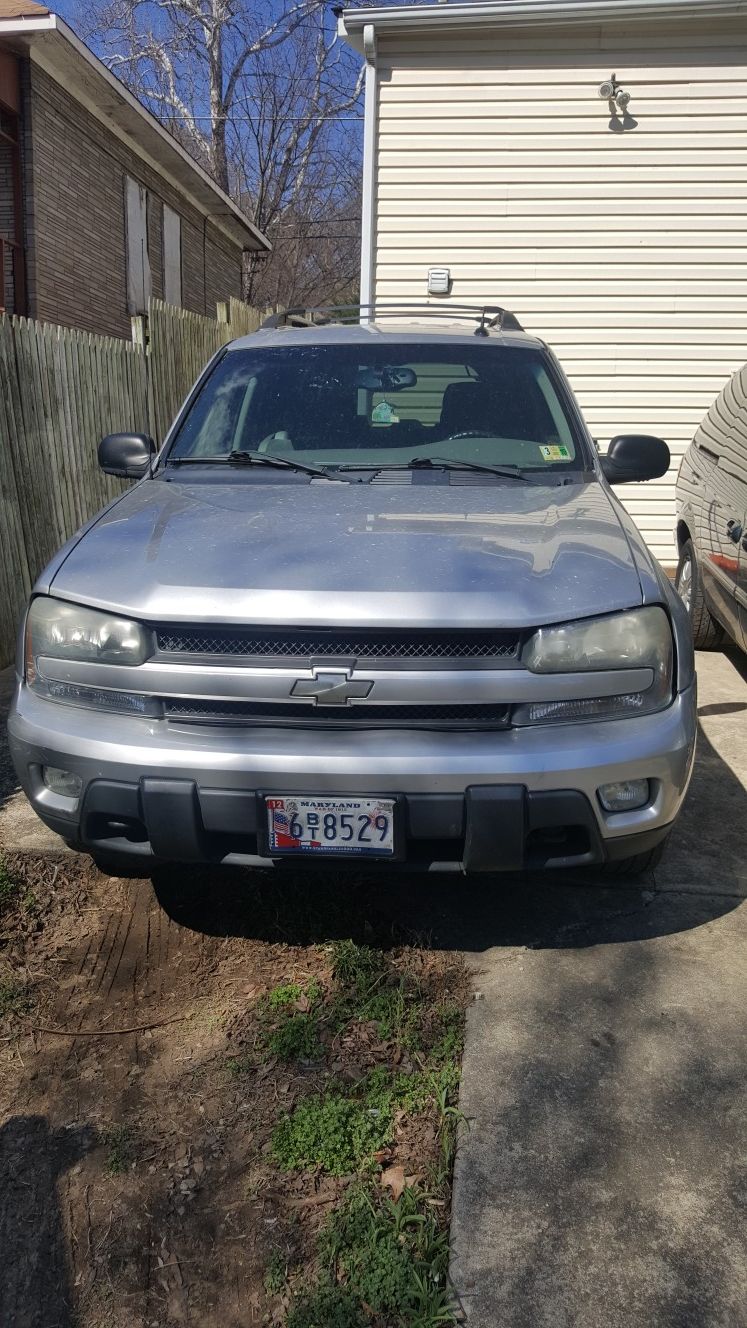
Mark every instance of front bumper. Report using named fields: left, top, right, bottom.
left=8, top=681, right=697, bottom=872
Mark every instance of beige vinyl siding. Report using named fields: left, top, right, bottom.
left=373, top=20, right=747, bottom=562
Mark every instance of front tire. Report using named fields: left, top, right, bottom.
left=675, top=538, right=724, bottom=649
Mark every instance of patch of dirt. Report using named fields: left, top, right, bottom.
left=0, top=854, right=467, bottom=1327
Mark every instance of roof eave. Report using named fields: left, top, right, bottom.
left=340, top=0, right=747, bottom=50
left=0, top=13, right=271, bottom=253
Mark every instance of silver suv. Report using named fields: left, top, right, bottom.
left=8, top=306, right=696, bottom=876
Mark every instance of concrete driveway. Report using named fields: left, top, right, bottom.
left=451, top=648, right=747, bottom=1327
left=2, top=651, right=746, bottom=1326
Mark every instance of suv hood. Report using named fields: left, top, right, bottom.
left=49, top=477, right=642, bottom=628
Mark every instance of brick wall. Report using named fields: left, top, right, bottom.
left=24, top=62, right=242, bottom=339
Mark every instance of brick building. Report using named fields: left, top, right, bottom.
left=0, top=0, right=270, bottom=338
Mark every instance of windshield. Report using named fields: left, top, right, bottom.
left=166, top=342, right=586, bottom=473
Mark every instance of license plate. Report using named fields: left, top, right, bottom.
left=265, top=796, right=396, bottom=856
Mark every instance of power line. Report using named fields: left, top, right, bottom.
left=178, top=114, right=363, bottom=121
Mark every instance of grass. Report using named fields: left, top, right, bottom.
left=322, top=1186, right=454, bottom=1325
left=272, top=1090, right=392, bottom=1176
left=226, top=978, right=327, bottom=1068
left=268, top=982, right=306, bottom=1010
left=330, top=939, right=387, bottom=995
left=102, top=1124, right=136, bottom=1175
left=170, top=941, right=462, bottom=1324
left=288, top=1186, right=455, bottom=1328
left=267, top=941, right=466, bottom=1326
left=287, top=1285, right=367, bottom=1328
left=267, top=1012, right=324, bottom=1062
left=264, top=1251, right=288, bottom=1297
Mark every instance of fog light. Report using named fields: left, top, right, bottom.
left=598, top=779, right=649, bottom=813
left=42, top=766, right=83, bottom=798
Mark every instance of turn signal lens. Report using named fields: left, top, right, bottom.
left=35, top=678, right=161, bottom=717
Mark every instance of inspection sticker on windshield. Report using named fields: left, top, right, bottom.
left=540, top=444, right=571, bottom=461
left=266, top=796, right=396, bottom=856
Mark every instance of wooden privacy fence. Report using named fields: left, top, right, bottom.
left=0, top=297, right=263, bottom=668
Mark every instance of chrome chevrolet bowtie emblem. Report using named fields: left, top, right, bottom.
left=291, top=668, right=374, bottom=706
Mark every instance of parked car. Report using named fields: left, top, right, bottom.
left=675, top=363, right=747, bottom=651
left=8, top=305, right=695, bottom=877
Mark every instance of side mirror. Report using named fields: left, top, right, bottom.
left=98, top=433, right=156, bottom=479
left=600, top=434, right=670, bottom=485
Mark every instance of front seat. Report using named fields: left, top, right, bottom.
left=438, top=381, right=498, bottom=437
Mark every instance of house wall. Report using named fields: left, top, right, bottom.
left=23, top=61, right=242, bottom=339
left=371, top=16, right=747, bottom=563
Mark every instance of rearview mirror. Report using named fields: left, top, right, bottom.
left=600, top=434, right=670, bottom=485
left=355, top=366, right=418, bottom=391
left=98, top=433, right=156, bottom=479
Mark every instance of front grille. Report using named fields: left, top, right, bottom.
left=155, top=626, right=521, bottom=665
left=163, top=699, right=511, bottom=730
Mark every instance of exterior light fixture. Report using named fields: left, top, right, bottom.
left=427, top=267, right=451, bottom=296
left=598, top=74, right=632, bottom=111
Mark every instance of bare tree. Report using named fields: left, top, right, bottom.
left=81, top=0, right=332, bottom=193
left=75, top=0, right=365, bottom=306
left=231, top=11, right=363, bottom=305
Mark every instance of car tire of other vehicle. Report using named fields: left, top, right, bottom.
left=675, top=538, right=724, bottom=649
left=602, top=834, right=670, bottom=877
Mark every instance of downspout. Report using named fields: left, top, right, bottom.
left=359, top=22, right=378, bottom=319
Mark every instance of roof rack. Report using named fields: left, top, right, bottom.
left=260, top=303, right=524, bottom=335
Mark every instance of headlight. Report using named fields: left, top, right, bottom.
left=517, top=606, right=674, bottom=724
left=25, top=597, right=151, bottom=681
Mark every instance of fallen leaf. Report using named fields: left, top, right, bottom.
left=380, top=1164, right=406, bottom=1201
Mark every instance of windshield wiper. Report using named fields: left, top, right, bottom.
left=167, top=451, right=335, bottom=480
left=407, top=457, right=537, bottom=482
left=228, top=450, right=335, bottom=479
left=337, top=457, right=538, bottom=483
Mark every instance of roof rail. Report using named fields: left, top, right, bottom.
left=260, top=303, right=524, bottom=335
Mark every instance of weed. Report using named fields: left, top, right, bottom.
left=268, top=982, right=304, bottom=1010
left=331, top=940, right=386, bottom=996
left=102, top=1124, right=135, bottom=1175
left=272, top=1092, right=392, bottom=1176
left=267, top=1013, right=323, bottom=1062
left=428, top=1003, right=464, bottom=1063
left=268, top=978, right=323, bottom=1011
left=363, top=1063, right=459, bottom=1119
left=264, top=1250, right=287, bottom=1296
left=286, top=1284, right=366, bottom=1328
left=0, top=980, right=31, bottom=1018
left=315, top=1185, right=457, bottom=1326
left=22, top=890, right=38, bottom=916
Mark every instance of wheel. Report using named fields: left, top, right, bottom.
left=602, top=835, right=669, bottom=878
left=675, top=538, right=724, bottom=649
